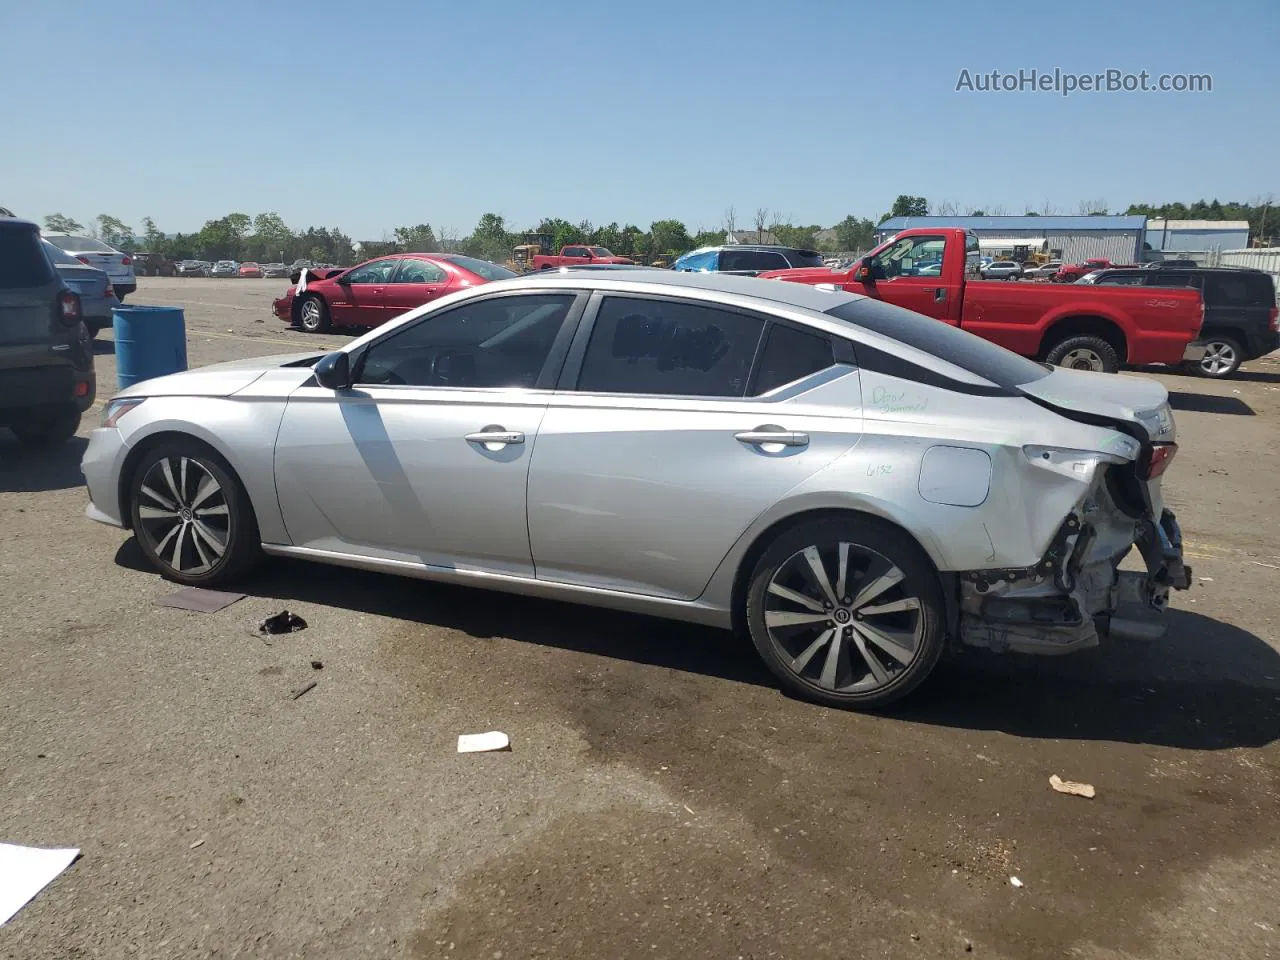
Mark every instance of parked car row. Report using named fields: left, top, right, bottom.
left=42, top=233, right=136, bottom=301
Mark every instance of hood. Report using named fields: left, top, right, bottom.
left=115, top=352, right=321, bottom=399
left=757, top=265, right=849, bottom=284
left=1019, top=368, right=1173, bottom=439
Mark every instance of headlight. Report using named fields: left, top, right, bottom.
left=102, top=398, right=145, bottom=428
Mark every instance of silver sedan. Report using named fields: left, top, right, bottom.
left=81, top=271, right=1191, bottom=709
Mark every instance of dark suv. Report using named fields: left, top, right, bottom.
left=1079, top=266, right=1279, bottom=378
left=672, top=245, right=826, bottom=276
left=0, top=218, right=97, bottom=445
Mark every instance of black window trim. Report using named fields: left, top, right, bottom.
left=389, top=256, right=447, bottom=285
left=558, top=291, right=856, bottom=400
left=346, top=288, right=589, bottom=392
left=344, top=256, right=401, bottom=285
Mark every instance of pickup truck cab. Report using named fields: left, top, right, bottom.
left=759, top=227, right=1204, bottom=373
left=533, top=245, right=634, bottom=270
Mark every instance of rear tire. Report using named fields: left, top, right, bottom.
left=1193, top=334, right=1243, bottom=379
left=1044, top=335, right=1121, bottom=374
left=129, top=439, right=261, bottom=586
left=297, top=295, right=331, bottom=333
left=11, top=406, right=81, bottom=447
left=744, top=516, right=946, bottom=710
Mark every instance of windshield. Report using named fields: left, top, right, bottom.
left=442, top=255, right=518, bottom=281
left=45, top=235, right=117, bottom=253
left=825, top=298, right=1051, bottom=389
left=41, top=239, right=84, bottom=266
left=589, top=247, right=614, bottom=258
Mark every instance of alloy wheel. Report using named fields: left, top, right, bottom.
left=1199, top=341, right=1238, bottom=377
left=136, top=456, right=230, bottom=575
left=1061, top=348, right=1104, bottom=371
left=299, top=299, right=322, bottom=330
left=763, top=542, right=924, bottom=694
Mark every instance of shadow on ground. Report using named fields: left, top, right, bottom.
left=0, top=435, right=88, bottom=493
left=92, top=338, right=115, bottom=356
left=1167, top=391, right=1255, bottom=415
left=115, top=541, right=1280, bottom=751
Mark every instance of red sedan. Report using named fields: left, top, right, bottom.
left=238, top=262, right=264, bottom=278
left=273, top=253, right=517, bottom=333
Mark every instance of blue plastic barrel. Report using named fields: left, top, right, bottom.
left=112, top=305, right=188, bottom=390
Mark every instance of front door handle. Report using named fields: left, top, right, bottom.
left=934, top=287, right=947, bottom=302
left=735, top=428, right=809, bottom=447
left=465, top=428, right=525, bottom=447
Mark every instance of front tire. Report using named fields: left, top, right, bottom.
left=1044, top=335, right=1121, bottom=374
left=1194, top=334, right=1243, bottom=379
left=297, top=295, right=331, bottom=333
left=745, top=516, right=946, bottom=710
left=129, top=440, right=261, bottom=586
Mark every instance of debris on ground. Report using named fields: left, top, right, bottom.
left=457, top=731, right=510, bottom=753
left=156, top=587, right=245, bottom=613
left=259, top=611, right=307, bottom=635
left=290, top=681, right=318, bottom=701
left=0, top=843, right=80, bottom=925
left=310, top=660, right=323, bottom=670
left=1049, top=774, right=1097, bottom=799
left=189, top=839, right=205, bottom=849
left=1009, top=876, right=1024, bottom=888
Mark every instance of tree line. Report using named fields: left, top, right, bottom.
left=38, top=194, right=1276, bottom=267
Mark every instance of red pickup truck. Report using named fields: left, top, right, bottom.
left=760, top=227, right=1203, bottom=373
left=533, top=245, right=634, bottom=270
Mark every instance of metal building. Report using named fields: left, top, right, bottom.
left=1145, top=219, right=1251, bottom=253
left=875, top=215, right=1147, bottom=264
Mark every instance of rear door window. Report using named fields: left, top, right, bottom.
left=719, top=249, right=789, bottom=272
left=783, top=250, right=825, bottom=268
left=0, top=225, right=55, bottom=288
left=1203, top=272, right=1275, bottom=308
left=751, top=324, right=836, bottom=395
left=577, top=296, right=765, bottom=397
left=675, top=250, right=717, bottom=272
left=1146, top=272, right=1195, bottom=288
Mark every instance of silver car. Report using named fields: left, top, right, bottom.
left=42, top=233, right=137, bottom=300
left=981, top=260, right=1023, bottom=280
left=81, top=272, right=1191, bottom=709
left=42, top=239, right=119, bottom=335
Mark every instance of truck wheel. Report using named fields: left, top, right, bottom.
left=297, top=295, right=331, bottom=333
left=1045, top=335, right=1121, bottom=374
left=1193, top=334, right=1243, bottom=379
left=11, top=406, right=81, bottom=447
left=538, top=264, right=553, bottom=271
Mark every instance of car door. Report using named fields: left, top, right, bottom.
left=274, top=291, right=585, bottom=574
left=383, top=257, right=450, bottom=319
left=526, top=294, right=864, bottom=600
left=561, top=246, right=590, bottom=266
left=859, top=234, right=957, bottom=322
left=330, top=258, right=399, bottom=327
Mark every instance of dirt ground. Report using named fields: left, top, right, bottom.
left=1, top=277, right=1278, bottom=960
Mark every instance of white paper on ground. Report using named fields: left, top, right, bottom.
left=0, top=843, right=80, bottom=926
left=457, top=731, right=510, bottom=753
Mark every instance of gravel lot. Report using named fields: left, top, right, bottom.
left=2, top=277, right=1279, bottom=959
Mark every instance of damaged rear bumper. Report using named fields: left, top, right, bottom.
left=957, top=508, right=1190, bottom=655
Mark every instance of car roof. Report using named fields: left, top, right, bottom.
left=681, top=244, right=818, bottom=255
left=520, top=267, right=863, bottom=312
left=1, top=216, right=40, bottom=230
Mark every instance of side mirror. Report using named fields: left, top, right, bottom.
left=854, top=257, right=876, bottom=282
left=313, top=351, right=351, bottom=390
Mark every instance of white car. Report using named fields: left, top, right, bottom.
left=981, top=260, right=1022, bottom=280
left=43, top=234, right=137, bottom=301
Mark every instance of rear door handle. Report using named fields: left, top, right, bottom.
left=735, top=428, right=809, bottom=447
left=465, top=428, right=525, bottom=446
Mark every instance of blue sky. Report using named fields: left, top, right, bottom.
left=2, top=0, right=1274, bottom=239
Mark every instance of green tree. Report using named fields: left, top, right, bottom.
left=832, top=215, right=876, bottom=251
left=251, top=212, right=294, bottom=262
left=43, top=213, right=83, bottom=234
left=393, top=223, right=438, bottom=252
left=887, top=195, right=929, bottom=219
left=140, top=216, right=166, bottom=252
left=771, top=223, right=823, bottom=250
left=648, top=219, right=692, bottom=257
left=590, top=221, right=623, bottom=253
left=691, top=229, right=725, bottom=248
left=462, top=212, right=513, bottom=262
left=96, top=214, right=134, bottom=250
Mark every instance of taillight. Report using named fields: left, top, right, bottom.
left=1270, top=306, right=1278, bottom=332
left=58, top=290, right=81, bottom=323
left=76, top=256, right=91, bottom=265
left=105, top=282, right=116, bottom=299
left=1140, top=443, right=1177, bottom=480
left=121, top=256, right=132, bottom=266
